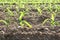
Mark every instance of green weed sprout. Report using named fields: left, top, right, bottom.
left=19, top=12, right=32, bottom=28
left=0, top=20, right=8, bottom=25
left=7, top=8, right=14, bottom=16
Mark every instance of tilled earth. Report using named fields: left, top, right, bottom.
left=0, top=3, right=60, bottom=40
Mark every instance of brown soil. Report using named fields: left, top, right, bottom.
left=0, top=3, right=60, bottom=40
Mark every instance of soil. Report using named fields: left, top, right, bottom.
left=0, top=3, right=60, bottom=40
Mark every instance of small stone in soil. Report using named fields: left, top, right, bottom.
left=17, top=26, right=22, bottom=28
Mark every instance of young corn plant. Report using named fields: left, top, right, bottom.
left=48, top=3, right=52, bottom=12
left=16, top=1, right=24, bottom=8
left=6, top=7, right=14, bottom=16
left=55, top=5, right=60, bottom=12
left=19, top=3, right=24, bottom=8
left=2, top=2, right=4, bottom=5
left=42, top=12, right=59, bottom=27
left=0, top=20, right=8, bottom=25
left=37, top=7, right=42, bottom=16
left=19, top=11, right=32, bottom=28
left=50, top=12, right=56, bottom=26
left=35, top=4, right=42, bottom=16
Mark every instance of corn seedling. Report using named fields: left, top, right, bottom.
left=19, top=11, right=32, bottom=28
left=2, top=3, right=4, bottom=6
left=37, top=7, right=42, bottom=15
left=23, top=20, right=32, bottom=28
left=55, top=5, right=60, bottom=12
left=19, top=12, right=25, bottom=21
left=19, top=3, right=24, bottom=8
left=17, top=1, right=24, bottom=8
left=48, top=3, right=52, bottom=12
left=16, top=6, right=19, bottom=12
left=42, top=18, right=50, bottom=25
left=35, top=4, right=42, bottom=16
left=42, top=12, right=59, bottom=26
left=7, top=7, right=14, bottom=16
left=50, top=12, right=56, bottom=26
left=20, top=21, right=24, bottom=27
left=0, top=20, right=8, bottom=25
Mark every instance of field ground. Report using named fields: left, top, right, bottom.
left=0, top=1, right=60, bottom=40
left=0, top=0, right=60, bottom=3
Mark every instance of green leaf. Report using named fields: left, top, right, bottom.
left=51, top=12, right=56, bottom=21
left=20, top=21, right=24, bottom=27
left=7, top=8, right=14, bottom=16
left=42, top=19, right=49, bottom=25
left=0, top=20, right=8, bottom=25
left=19, top=12, right=25, bottom=21
left=23, top=20, right=32, bottom=28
